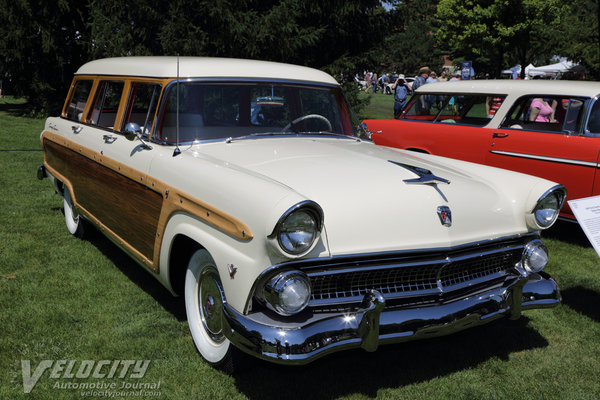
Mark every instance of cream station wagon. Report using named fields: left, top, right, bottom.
left=38, top=57, right=566, bottom=372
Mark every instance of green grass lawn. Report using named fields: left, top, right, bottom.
left=1, top=96, right=600, bottom=399
left=357, top=91, right=395, bottom=120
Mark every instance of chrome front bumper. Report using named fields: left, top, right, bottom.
left=222, top=272, right=560, bottom=365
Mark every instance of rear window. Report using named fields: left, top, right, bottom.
left=65, top=80, right=93, bottom=122
left=500, top=95, right=586, bottom=134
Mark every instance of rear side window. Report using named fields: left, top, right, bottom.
left=501, top=95, right=586, bottom=134
left=122, top=82, right=162, bottom=137
left=88, top=81, right=124, bottom=129
left=65, top=80, right=93, bottom=122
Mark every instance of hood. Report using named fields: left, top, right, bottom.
left=190, top=137, right=538, bottom=255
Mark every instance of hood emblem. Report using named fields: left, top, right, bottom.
left=388, top=161, right=451, bottom=185
left=437, top=206, right=452, bottom=227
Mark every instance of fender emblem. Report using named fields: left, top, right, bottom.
left=437, top=206, right=452, bottom=227
left=227, top=264, right=238, bottom=279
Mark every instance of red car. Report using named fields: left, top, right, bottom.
left=365, top=80, right=600, bottom=220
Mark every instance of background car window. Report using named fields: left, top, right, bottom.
left=65, top=80, right=93, bottom=122
left=88, top=81, right=124, bottom=129
left=586, top=99, right=600, bottom=134
left=502, top=96, right=585, bottom=134
left=403, top=94, right=497, bottom=126
left=122, top=82, right=161, bottom=136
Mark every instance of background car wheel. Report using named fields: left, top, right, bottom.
left=63, top=187, right=86, bottom=238
left=184, top=249, right=242, bottom=373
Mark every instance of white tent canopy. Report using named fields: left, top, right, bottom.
left=526, top=60, right=576, bottom=78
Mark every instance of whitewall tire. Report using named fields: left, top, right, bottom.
left=63, top=187, right=86, bottom=238
left=184, top=249, right=235, bottom=370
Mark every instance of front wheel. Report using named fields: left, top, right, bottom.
left=63, top=187, right=86, bottom=238
left=184, top=249, right=240, bottom=372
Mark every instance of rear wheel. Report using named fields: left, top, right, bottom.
left=184, top=249, right=240, bottom=373
left=63, top=187, right=86, bottom=238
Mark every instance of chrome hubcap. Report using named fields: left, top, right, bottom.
left=198, top=270, right=225, bottom=343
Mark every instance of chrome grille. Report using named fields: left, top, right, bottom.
left=306, top=247, right=523, bottom=305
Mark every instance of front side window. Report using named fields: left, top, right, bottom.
left=88, top=81, right=124, bottom=129
left=122, top=82, right=162, bottom=137
left=501, top=95, right=586, bottom=134
left=402, top=93, right=503, bottom=126
left=65, top=80, right=93, bottom=122
left=157, top=82, right=354, bottom=143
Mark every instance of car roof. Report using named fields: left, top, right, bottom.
left=415, top=79, right=600, bottom=97
left=75, top=56, right=339, bottom=85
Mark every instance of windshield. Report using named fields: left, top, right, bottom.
left=155, top=81, right=357, bottom=143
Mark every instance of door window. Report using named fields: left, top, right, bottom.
left=88, top=81, right=125, bottom=129
left=122, top=82, right=162, bottom=137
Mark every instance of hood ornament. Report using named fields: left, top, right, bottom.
left=437, top=206, right=452, bottom=227
left=388, top=161, right=451, bottom=185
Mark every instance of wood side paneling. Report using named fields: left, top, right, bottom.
left=43, top=130, right=254, bottom=275
left=44, top=139, right=162, bottom=260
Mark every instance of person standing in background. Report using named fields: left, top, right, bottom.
left=392, top=74, right=409, bottom=118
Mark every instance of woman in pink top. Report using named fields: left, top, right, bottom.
left=529, top=98, right=555, bottom=122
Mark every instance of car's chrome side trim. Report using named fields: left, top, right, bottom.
left=489, top=150, right=599, bottom=168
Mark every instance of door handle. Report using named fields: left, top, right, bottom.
left=103, top=134, right=117, bottom=143
left=492, top=132, right=509, bottom=138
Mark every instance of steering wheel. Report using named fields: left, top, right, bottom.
left=282, top=114, right=333, bottom=132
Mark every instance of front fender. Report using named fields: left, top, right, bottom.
left=159, top=212, right=271, bottom=312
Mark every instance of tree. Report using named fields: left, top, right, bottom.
left=436, top=0, right=566, bottom=78
left=379, top=0, right=444, bottom=76
left=1, top=0, right=389, bottom=113
left=0, top=0, right=90, bottom=113
left=558, top=0, right=600, bottom=79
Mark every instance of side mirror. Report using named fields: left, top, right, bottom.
left=124, top=122, right=142, bottom=141
left=123, top=122, right=152, bottom=150
left=357, top=122, right=373, bottom=140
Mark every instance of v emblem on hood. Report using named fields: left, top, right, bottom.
left=388, top=161, right=451, bottom=185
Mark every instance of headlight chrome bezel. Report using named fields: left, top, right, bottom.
left=270, top=201, right=324, bottom=256
left=259, top=270, right=312, bottom=316
left=522, top=239, right=549, bottom=273
left=531, top=185, right=567, bottom=229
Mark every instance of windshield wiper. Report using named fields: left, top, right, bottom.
left=225, top=131, right=355, bottom=143
left=225, top=132, right=294, bottom=143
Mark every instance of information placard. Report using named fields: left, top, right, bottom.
left=568, top=196, right=600, bottom=258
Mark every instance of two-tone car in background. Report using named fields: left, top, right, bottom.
left=39, top=57, right=565, bottom=372
left=364, top=80, right=600, bottom=221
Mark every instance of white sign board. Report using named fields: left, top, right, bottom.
left=568, top=196, right=600, bottom=257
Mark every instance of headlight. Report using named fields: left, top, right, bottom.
left=272, top=201, right=323, bottom=255
left=522, top=239, right=548, bottom=273
left=532, top=185, right=566, bottom=228
left=260, top=271, right=311, bottom=316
